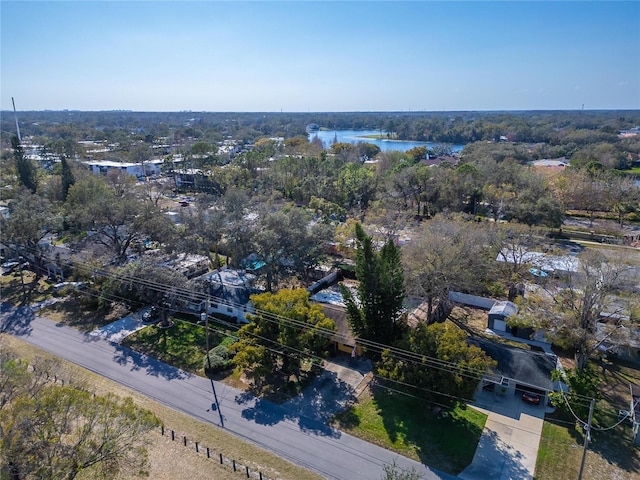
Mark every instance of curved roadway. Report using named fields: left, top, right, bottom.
left=1, top=304, right=455, bottom=480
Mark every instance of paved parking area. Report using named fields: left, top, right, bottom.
left=458, top=390, right=546, bottom=480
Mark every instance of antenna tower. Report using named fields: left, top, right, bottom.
left=12, top=97, right=22, bottom=143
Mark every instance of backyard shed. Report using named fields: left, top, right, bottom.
left=487, top=301, right=518, bottom=332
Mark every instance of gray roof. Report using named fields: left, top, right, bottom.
left=488, top=301, right=518, bottom=317
left=469, top=337, right=556, bottom=391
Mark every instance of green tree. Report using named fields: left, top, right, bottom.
left=1, top=189, right=59, bottom=276
left=377, top=322, right=496, bottom=406
left=66, top=174, right=166, bottom=263
left=60, top=157, right=76, bottom=201
left=100, top=260, right=188, bottom=311
left=233, top=289, right=335, bottom=387
left=12, top=136, right=38, bottom=193
left=335, top=163, right=376, bottom=209
left=254, top=207, right=334, bottom=291
left=549, top=365, right=601, bottom=421
left=341, top=223, right=405, bottom=345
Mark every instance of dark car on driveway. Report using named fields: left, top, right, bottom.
left=522, top=392, right=541, bottom=405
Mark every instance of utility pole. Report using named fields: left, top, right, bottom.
left=202, top=299, right=224, bottom=427
left=578, top=398, right=595, bottom=480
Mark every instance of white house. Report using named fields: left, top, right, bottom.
left=196, top=268, right=259, bottom=323
left=84, top=159, right=163, bottom=178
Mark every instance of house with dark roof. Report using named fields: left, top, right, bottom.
left=469, top=337, right=558, bottom=405
left=317, top=303, right=364, bottom=357
left=195, top=268, right=260, bottom=323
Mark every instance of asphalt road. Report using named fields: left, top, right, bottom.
left=1, top=304, right=456, bottom=480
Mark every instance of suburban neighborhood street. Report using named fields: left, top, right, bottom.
left=1, top=304, right=457, bottom=480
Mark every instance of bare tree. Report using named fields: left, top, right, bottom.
left=0, top=349, right=159, bottom=480
left=402, top=216, right=493, bottom=324
left=516, top=249, right=637, bottom=371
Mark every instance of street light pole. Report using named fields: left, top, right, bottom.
left=202, top=299, right=224, bottom=427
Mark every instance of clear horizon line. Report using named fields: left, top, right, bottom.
left=3, top=108, right=640, bottom=114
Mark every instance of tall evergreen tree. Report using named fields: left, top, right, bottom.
left=341, top=223, right=405, bottom=345
left=12, top=135, right=38, bottom=193
left=60, top=157, right=75, bottom=201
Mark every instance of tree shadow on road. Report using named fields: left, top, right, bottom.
left=111, top=344, right=193, bottom=380
left=0, top=304, right=34, bottom=336
left=459, top=428, right=531, bottom=480
left=234, top=371, right=349, bottom=438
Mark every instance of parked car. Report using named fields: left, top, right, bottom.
left=1, top=260, right=27, bottom=274
left=522, top=392, right=541, bottom=405
left=1, top=261, right=20, bottom=274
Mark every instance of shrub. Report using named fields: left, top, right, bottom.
left=203, top=344, right=234, bottom=375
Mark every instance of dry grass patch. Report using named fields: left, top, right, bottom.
left=38, top=294, right=130, bottom=332
left=1, top=335, right=324, bottom=480
left=0, top=271, right=53, bottom=306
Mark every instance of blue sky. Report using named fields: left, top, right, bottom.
left=1, top=1, right=638, bottom=112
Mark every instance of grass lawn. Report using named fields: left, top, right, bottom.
left=332, top=387, right=487, bottom=474
left=536, top=415, right=640, bottom=480
left=0, top=270, right=54, bottom=306
left=535, top=358, right=640, bottom=480
left=122, top=319, right=235, bottom=376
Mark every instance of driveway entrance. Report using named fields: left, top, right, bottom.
left=458, top=389, right=546, bottom=480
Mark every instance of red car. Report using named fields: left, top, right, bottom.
left=522, top=392, right=541, bottom=405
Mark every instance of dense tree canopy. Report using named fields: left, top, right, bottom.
left=1, top=189, right=59, bottom=274
left=377, top=322, right=497, bottom=406
left=233, top=289, right=336, bottom=388
left=0, top=348, right=160, bottom=480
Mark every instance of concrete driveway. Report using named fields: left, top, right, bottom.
left=459, top=389, right=546, bottom=480
left=87, top=308, right=149, bottom=343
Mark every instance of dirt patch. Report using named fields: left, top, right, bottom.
left=449, top=305, right=490, bottom=335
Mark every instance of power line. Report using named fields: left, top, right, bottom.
left=15, top=244, right=629, bottom=426
left=38, top=250, right=501, bottom=382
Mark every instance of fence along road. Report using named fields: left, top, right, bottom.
left=1, top=306, right=456, bottom=480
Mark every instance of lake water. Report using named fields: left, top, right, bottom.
left=308, top=129, right=464, bottom=153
